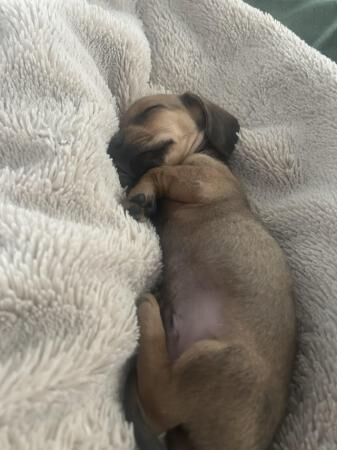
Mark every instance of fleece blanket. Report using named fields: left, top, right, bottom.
left=245, top=0, right=337, bottom=63
left=0, top=0, right=337, bottom=449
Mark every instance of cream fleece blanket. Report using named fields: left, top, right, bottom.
left=0, top=0, right=336, bottom=449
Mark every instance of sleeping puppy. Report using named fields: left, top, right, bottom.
left=108, top=93, right=238, bottom=189
left=109, top=93, right=296, bottom=450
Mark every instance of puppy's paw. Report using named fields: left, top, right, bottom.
left=123, top=198, right=146, bottom=222
left=136, top=293, right=158, bottom=308
left=125, top=192, right=157, bottom=222
left=137, top=293, right=161, bottom=326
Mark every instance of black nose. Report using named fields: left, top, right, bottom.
left=108, top=131, right=135, bottom=188
left=107, top=130, right=123, bottom=159
left=118, top=170, right=134, bottom=189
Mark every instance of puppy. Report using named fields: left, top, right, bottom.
left=108, top=93, right=239, bottom=188
left=109, top=93, right=296, bottom=450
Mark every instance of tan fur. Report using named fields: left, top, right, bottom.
left=111, top=93, right=296, bottom=450
left=120, top=95, right=205, bottom=165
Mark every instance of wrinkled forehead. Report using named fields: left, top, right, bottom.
left=121, top=94, right=183, bottom=127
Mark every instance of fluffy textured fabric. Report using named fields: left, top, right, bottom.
left=0, top=0, right=336, bottom=449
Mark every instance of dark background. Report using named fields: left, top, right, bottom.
left=245, top=0, right=337, bottom=63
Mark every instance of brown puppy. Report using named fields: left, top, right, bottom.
left=108, top=93, right=239, bottom=188
left=109, top=93, right=296, bottom=450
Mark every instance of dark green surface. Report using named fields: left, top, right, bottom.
left=245, top=0, right=337, bottom=63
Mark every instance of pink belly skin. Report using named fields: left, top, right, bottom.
left=162, top=286, right=228, bottom=361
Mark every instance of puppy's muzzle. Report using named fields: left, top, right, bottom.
left=108, top=131, right=136, bottom=188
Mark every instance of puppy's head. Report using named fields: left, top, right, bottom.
left=108, top=92, right=239, bottom=188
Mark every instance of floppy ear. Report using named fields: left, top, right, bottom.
left=180, top=92, right=240, bottom=161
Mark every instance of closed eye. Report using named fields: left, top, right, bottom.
left=133, top=104, right=166, bottom=124
left=144, top=104, right=164, bottom=113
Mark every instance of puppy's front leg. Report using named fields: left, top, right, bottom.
left=126, top=156, right=236, bottom=221
left=124, top=166, right=180, bottom=221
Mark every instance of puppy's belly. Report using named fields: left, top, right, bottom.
left=162, top=287, right=230, bottom=361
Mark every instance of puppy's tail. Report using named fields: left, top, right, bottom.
left=123, top=356, right=166, bottom=450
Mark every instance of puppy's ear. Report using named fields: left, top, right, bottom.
left=180, top=92, right=240, bottom=161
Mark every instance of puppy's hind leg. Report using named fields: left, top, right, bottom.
left=136, top=294, right=184, bottom=434
left=172, top=341, right=271, bottom=450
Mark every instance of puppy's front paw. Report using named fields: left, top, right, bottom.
left=123, top=198, right=146, bottom=222
left=125, top=192, right=157, bottom=222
